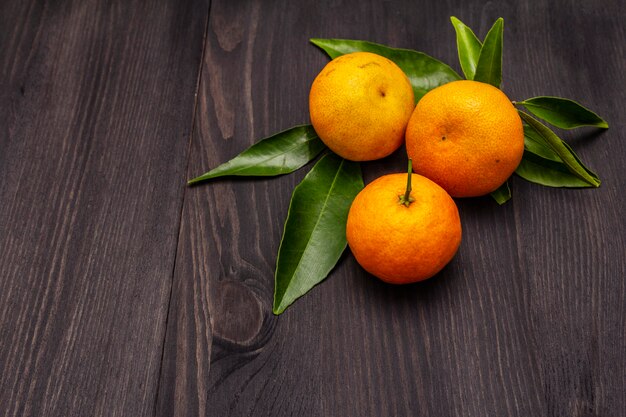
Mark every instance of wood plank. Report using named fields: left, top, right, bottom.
left=505, top=2, right=626, bottom=416
left=160, top=0, right=625, bottom=416
left=0, top=0, right=208, bottom=416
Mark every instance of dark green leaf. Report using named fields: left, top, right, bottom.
left=473, top=18, right=504, bottom=88
left=450, top=16, right=482, bottom=80
left=522, top=123, right=596, bottom=186
left=519, top=96, right=609, bottom=129
left=273, top=154, right=363, bottom=314
left=523, top=123, right=561, bottom=162
left=310, top=38, right=461, bottom=102
left=515, top=151, right=595, bottom=188
left=188, top=125, right=325, bottom=185
left=519, top=111, right=600, bottom=187
left=490, top=181, right=511, bottom=204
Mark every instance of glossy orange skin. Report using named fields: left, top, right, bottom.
left=346, top=173, right=462, bottom=284
left=309, top=52, right=414, bottom=161
left=406, top=80, right=524, bottom=197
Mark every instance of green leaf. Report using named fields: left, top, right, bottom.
left=520, top=123, right=592, bottom=186
left=518, top=111, right=600, bottom=187
left=523, top=123, right=561, bottom=162
left=273, top=154, right=363, bottom=314
left=188, top=125, right=325, bottom=185
left=473, top=18, right=504, bottom=88
left=450, top=16, right=483, bottom=80
left=310, top=38, right=462, bottom=102
left=490, top=181, right=511, bottom=204
left=515, top=151, right=595, bottom=188
left=518, top=96, right=609, bottom=129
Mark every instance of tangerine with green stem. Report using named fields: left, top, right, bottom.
left=346, top=160, right=462, bottom=284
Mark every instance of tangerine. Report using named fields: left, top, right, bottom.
left=405, top=80, right=524, bottom=197
left=309, top=52, right=414, bottom=161
left=346, top=161, right=462, bottom=284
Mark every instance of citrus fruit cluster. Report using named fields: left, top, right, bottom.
left=190, top=27, right=606, bottom=314
left=309, top=51, right=524, bottom=284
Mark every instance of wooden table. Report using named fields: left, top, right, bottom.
left=1, top=0, right=624, bottom=416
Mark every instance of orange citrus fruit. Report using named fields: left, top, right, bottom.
left=346, top=163, right=462, bottom=284
left=309, top=52, right=415, bottom=161
left=405, top=80, right=524, bottom=197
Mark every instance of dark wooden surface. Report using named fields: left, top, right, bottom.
left=0, top=0, right=209, bottom=415
left=1, top=0, right=624, bottom=416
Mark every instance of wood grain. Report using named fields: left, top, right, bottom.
left=0, top=0, right=208, bottom=416
left=159, top=0, right=625, bottom=416
left=1, top=0, right=623, bottom=416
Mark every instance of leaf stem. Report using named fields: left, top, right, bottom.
left=399, top=159, right=415, bottom=207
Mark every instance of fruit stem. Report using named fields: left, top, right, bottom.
left=399, top=159, right=415, bottom=207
